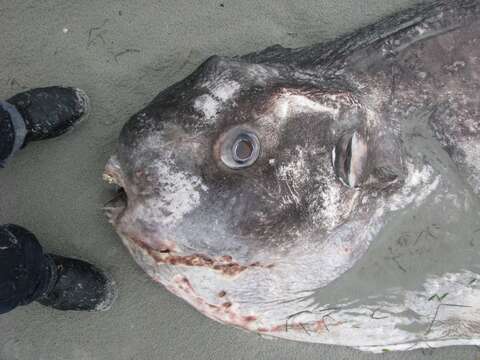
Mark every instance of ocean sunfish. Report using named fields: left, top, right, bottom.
left=104, top=0, right=480, bottom=352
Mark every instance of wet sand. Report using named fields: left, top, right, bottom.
left=0, top=0, right=478, bottom=359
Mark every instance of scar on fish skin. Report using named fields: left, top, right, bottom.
left=128, top=235, right=271, bottom=276
left=285, top=308, right=340, bottom=333
left=387, top=248, right=407, bottom=273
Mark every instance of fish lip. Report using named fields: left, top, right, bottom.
left=104, top=187, right=127, bottom=207
left=102, top=156, right=129, bottom=222
left=103, top=184, right=128, bottom=223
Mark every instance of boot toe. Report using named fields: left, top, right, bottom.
left=37, top=255, right=117, bottom=312
left=7, top=86, right=91, bottom=142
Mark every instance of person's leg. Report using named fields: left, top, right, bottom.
left=0, top=101, right=27, bottom=167
left=0, top=224, right=116, bottom=313
left=0, top=106, right=15, bottom=167
left=0, top=86, right=89, bottom=167
left=0, top=224, right=54, bottom=314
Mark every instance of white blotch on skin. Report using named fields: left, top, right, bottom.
left=207, top=80, right=241, bottom=102
left=415, top=24, right=427, bottom=35
left=309, top=170, right=358, bottom=231
left=146, top=158, right=208, bottom=227
left=457, top=139, right=480, bottom=193
left=194, top=81, right=241, bottom=124
left=277, top=146, right=309, bottom=184
left=273, top=94, right=339, bottom=120
left=313, top=173, right=342, bottom=230
left=388, top=162, right=440, bottom=211
left=194, top=94, right=220, bottom=123
left=276, top=145, right=355, bottom=231
left=245, top=64, right=280, bottom=84
left=277, top=146, right=309, bottom=207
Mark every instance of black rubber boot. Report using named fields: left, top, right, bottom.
left=37, top=254, right=116, bottom=311
left=6, top=86, right=90, bottom=144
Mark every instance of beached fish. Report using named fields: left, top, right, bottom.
left=104, top=0, right=480, bottom=352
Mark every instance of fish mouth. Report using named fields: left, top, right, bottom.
left=103, top=173, right=128, bottom=222
left=332, top=131, right=368, bottom=188
left=104, top=187, right=127, bottom=222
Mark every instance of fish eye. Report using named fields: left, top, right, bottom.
left=220, top=130, right=260, bottom=169
left=232, top=135, right=255, bottom=163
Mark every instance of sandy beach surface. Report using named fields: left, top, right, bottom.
left=0, top=0, right=478, bottom=359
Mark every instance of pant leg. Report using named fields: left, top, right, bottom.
left=0, top=106, right=15, bottom=167
left=0, top=224, right=55, bottom=314
left=0, top=101, right=26, bottom=168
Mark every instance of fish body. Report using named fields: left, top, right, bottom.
left=105, top=0, right=480, bottom=352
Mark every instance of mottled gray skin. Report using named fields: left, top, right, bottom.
left=104, top=0, right=480, bottom=352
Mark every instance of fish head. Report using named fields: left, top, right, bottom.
left=104, top=55, right=406, bottom=269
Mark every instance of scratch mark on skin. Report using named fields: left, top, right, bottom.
left=284, top=178, right=301, bottom=205
left=427, top=293, right=449, bottom=302
left=387, top=248, right=407, bottom=273
left=320, top=311, right=338, bottom=332
left=285, top=308, right=340, bottom=333
left=299, top=322, right=311, bottom=336
left=426, top=224, right=440, bottom=239
left=425, top=303, right=471, bottom=335
left=370, top=308, right=389, bottom=320
left=392, top=256, right=407, bottom=273
left=414, top=224, right=440, bottom=246
left=414, top=231, right=425, bottom=246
